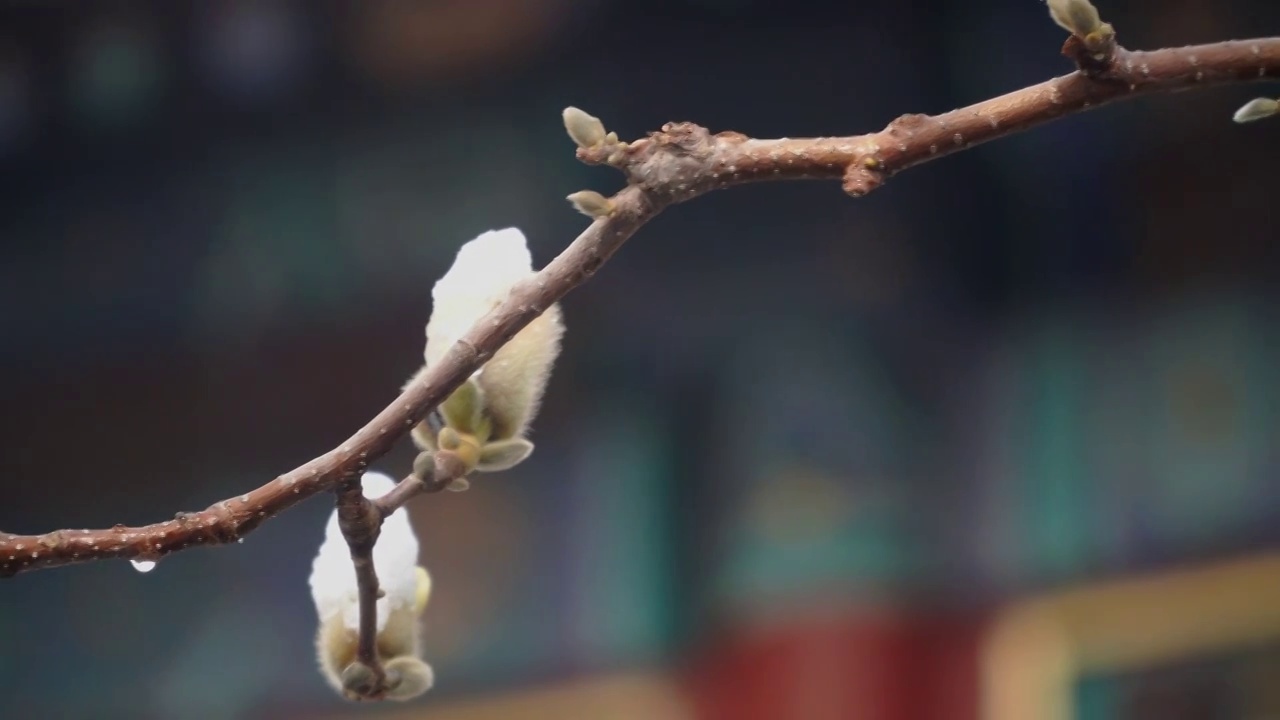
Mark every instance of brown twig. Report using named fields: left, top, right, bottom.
left=333, top=479, right=387, bottom=698
left=0, top=30, right=1276, bottom=583
left=579, top=38, right=1280, bottom=199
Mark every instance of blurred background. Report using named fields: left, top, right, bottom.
left=2, top=0, right=1279, bottom=718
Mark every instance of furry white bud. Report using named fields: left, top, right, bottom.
left=1233, top=97, right=1279, bottom=124
left=406, top=227, right=565, bottom=462
left=309, top=472, right=433, bottom=701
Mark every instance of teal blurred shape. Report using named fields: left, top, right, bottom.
left=1075, top=673, right=1121, bottom=720
left=69, top=20, right=163, bottom=129
left=565, top=393, right=676, bottom=664
left=707, top=320, right=924, bottom=613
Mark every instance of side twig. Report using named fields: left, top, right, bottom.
left=334, top=446, right=491, bottom=699
left=1, top=28, right=1276, bottom=581
left=333, top=480, right=386, bottom=697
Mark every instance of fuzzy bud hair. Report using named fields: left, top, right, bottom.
left=408, top=227, right=564, bottom=448
left=308, top=473, right=434, bottom=701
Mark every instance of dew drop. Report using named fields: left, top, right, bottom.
left=131, top=559, right=157, bottom=573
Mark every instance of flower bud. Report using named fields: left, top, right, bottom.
left=384, top=656, right=435, bottom=701
left=1046, top=0, right=1102, bottom=37
left=405, top=228, right=565, bottom=471
left=562, top=106, right=607, bottom=148
left=309, top=473, right=433, bottom=700
left=1233, top=97, right=1279, bottom=124
left=567, top=190, right=615, bottom=218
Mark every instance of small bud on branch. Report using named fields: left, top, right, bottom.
left=1233, top=97, right=1279, bottom=123
left=566, top=190, right=615, bottom=218
left=562, top=106, right=607, bottom=148
left=1046, top=0, right=1114, bottom=56
left=1046, top=0, right=1102, bottom=37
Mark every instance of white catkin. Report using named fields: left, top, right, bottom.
left=309, top=472, right=420, bottom=633
left=409, top=227, right=565, bottom=441
left=309, top=473, right=432, bottom=699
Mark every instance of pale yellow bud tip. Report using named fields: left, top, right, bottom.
left=385, top=657, right=435, bottom=701
left=1233, top=97, right=1279, bottom=124
left=563, top=106, right=607, bottom=149
left=567, top=190, right=614, bottom=218
left=1046, top=0, right=1103, bottom=38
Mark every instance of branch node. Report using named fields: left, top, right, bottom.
left=887, top=113, right=930, bottom=136
left=1063, top=32, right=1118, bottom=76
left=1047, top=0, right=1104, bottom=40
left=1048, top=0, right=1117, bottom=73
left=842, top=162, right=886, bottom=197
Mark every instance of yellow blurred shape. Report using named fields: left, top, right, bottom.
left=327, top=671, right=694, bottom=720
left=982, top=553, right=1280, bottom=720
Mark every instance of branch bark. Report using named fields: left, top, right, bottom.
left=576, top=38, right=1280, bottom=199
left=333, top=480, right=387, bottom=696
left=1, top=30, right=1275, bottom=587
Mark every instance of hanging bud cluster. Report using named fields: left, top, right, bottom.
left=309, top=473, right=435, bottom=701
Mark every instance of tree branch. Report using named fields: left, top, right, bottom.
left=576, top=37, right=1280, bottom=199
left=1, top=27, right=1275, bottom=588
left=0, top=190, right=661, bottom=578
